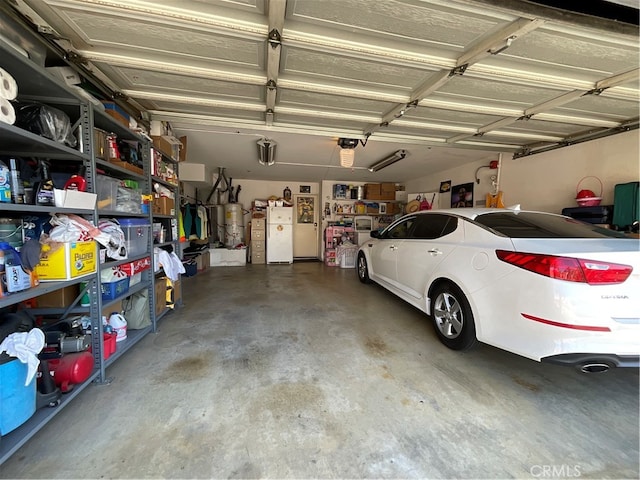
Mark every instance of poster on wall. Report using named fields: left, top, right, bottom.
left=451, top=182, right=474, bottom=208
left=297, top=196, right=315, bottom=223
left=439, top=180, right=451, bottom=193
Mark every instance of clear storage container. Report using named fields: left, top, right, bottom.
left=118, top=218, right=150, bottom=257
left=96, top=174, right=120, bottom=211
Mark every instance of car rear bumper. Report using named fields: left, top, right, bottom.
left=541, top=353, right=640, bottom=370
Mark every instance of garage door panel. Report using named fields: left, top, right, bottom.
left=288, top=0, right=510, bottom=49
left=57, top=10, right=264, bottom=69
left=110, top=67, right=264, bottom=101
left=280, top=46, right=427, bottom=91
left=278, top=89, right=391, bottom=115
left=499, top=28, right=638, bottom=77
left=439, top=76, right=567, bottom=107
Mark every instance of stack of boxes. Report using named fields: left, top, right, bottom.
left=250, top=217, right=265, bottom=264
left=363, top=182, right=400, bottom=214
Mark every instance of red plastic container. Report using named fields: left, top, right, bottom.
left=103, top=332, right=117, bottom=359
left=46, top=351, right=94, bottom=393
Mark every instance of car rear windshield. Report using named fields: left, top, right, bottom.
left=474, top=212, right=629, bottom=238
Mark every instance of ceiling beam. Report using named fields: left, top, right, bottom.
left=363, top=17, right=544, bottom=138
left=264, top=0, right=286, bottom=119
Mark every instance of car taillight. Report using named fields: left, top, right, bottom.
left=495, top=250, right=632, bottom=285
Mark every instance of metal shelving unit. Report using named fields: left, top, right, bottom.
left=0, top=15, right=160, bottom=464
left=150, top=147, right=181, bottom=314
left=0, top=28, right=103, bottom=464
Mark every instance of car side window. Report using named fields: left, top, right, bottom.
left=384, top=217, right=415, bottom=239
left=410, top=214, right=457, bottom=239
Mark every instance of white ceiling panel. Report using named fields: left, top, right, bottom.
left=11, top=0, right=638, bottom=183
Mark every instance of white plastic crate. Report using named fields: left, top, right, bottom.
left=337, top=245, right=357, bottom=268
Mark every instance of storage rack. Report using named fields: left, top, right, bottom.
left=150, top=146, right=182, bottom=315
left=0, top=18, right=165, bottom=464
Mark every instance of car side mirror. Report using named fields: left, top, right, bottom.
left=370, top=230, right=380, bottom=239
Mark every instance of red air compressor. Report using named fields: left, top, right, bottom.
left=46, top=351, right=93, bottom=393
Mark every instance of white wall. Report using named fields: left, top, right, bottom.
left=500, top=130, right=639, bottom=213
left=180, top=130, right=639, bottom=255
left=406, top=130, right=639, bottom=213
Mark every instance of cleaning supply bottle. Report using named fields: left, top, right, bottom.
left=35, top=160, right=55, bottom=206
left=8, top=158, right=24, bottom=204
left=0, top=160, right=11, bottom=203
left=63, top=165, right=87, bottom=191
left=108, top=312, right=127, bottom=342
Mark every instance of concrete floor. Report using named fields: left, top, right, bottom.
left=1, top=262, right=638, bottom=479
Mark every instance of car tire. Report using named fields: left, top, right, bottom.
left=431, top=283, right=477, bottom=351
left=357, top=252, right=372, bottom=284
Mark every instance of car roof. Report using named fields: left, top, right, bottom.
left=411, top=207, right=563, bottom=220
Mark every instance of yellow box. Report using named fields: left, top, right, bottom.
left=36, top=241, right=97, bottom=281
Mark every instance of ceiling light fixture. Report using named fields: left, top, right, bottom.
left=368, top=150, right=408, bottom=172
left=338, top=138, right=359, bottom=168
left=257, top=138, right=276, bottom=166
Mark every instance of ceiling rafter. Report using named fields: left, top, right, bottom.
left=264, top=0, right=286, bottom=126
left=363, top=17, right=544, bottom=138
left=445, top=67, right=636, bottom=145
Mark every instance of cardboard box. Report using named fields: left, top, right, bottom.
left=380, top=183, right=396, bottom=201
left=386, top=202, right=401, bottom=215
left=210, top=248, right=246, bottom=267
left=54, top=189, right=97, bottom=209
left=153, top=195, right=175, bottom=216
left=365, top=183, right=381, bottom=200
left=36, top=241, right=97, bottom=281
left=155, top=276, right=167, bottom=316
left=120, top=256, right=152, bottom=276
left=151, top=135, right=182, bottom=161
left=179, top=136, right=187, bottom=162
left=107, top=159, right=144, bottom=175
left=46, top=66, right=81, bottom=86
left=102, top=102, right=130, bottom=128
left=37, top=284, right=80, bottom=308
left=195, top=251, right=210, bottom=271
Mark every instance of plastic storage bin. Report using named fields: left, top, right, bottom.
left=0, top=355, right=36, bottom=435
left=96, top=174, right=120, bottom=211
left=118, top=218, right=151, bottom=257
left=101, top=276, right=130, bottom=301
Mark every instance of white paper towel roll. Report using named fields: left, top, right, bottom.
left=0, top=97, right=16, bottom=125
left=0, top=67, right=18, bottom=101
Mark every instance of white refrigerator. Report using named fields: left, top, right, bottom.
left=267, top=206, right=293, bottom=264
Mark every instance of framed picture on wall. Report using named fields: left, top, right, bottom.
left=300, top=185, right=311, bottom=193
left=451, top=182, right=474, bottom=208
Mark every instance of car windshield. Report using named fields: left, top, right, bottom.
left=474, top=212, right=630, bottom=239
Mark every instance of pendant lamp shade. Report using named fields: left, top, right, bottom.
left=339, top=148, right=355, bottom=167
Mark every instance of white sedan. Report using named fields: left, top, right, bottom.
left=356, top=207, right=640, bottom=372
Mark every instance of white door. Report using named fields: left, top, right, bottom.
left=293, top=194, right=319, bottom=259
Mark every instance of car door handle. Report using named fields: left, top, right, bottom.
left=389, top=245, right=398, bottom=250
left=428, top=249, right=443, bottom=255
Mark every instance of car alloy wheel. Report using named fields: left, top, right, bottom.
left=357, top=252, right=371, bottom=284
left=431, top=284, right=477, bottom=350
